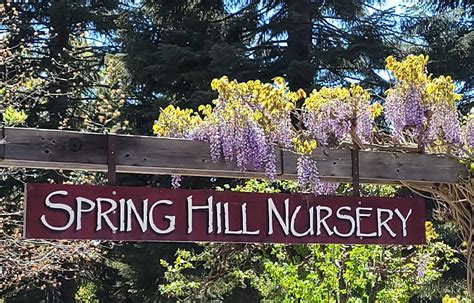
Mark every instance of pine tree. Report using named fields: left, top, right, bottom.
left=1, top=1, right=124, bottom=301
left=402, top=4, right=473, bottom=114
left=117, top=0, right=257, bottom=107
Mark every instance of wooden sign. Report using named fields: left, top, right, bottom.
left=24, top=184, right=426, bottom=245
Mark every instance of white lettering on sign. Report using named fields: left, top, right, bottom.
left=267, top=198, right=289, bottom=235
left=290, top=206, right=314, bottom=237
left=38, top=192, right=416, bottom=240
left=333, top=206, right=355, bottom=237
left=76, top=197, right=95, bottom=230
left=149, top=199, right=175, bottom=234
left=395, top=208, right=412, bottom=237
left=40, top=190, right=74, bottom=231
left=377, top=208, right=395, bottom=237
left=126, top=198, right=148, bottom=232
left=216, top=202, right=222, bottom=234
left=356, top=207, right=377, bottom=237
left=187, top=195, right=213, bottom=234
left=39, top=192, right=176, bottom=234
left=316, top=205, right=334, bottom=236
left=96, top=198, right=117, bottom=232
left=241, top=203, right=260, bottom=235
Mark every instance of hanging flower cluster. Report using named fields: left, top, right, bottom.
left=295, top=85, right=380, bottom=194
left=190, top=76, right=304, bottom=180
left=153, top=55, right=468, bottom=195
left=289, top=137, right=337, bottom=195
left=384, top=55, right=462, bottom=146
left=302, top=85, right=380, bottom=146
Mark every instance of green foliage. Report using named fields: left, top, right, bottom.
left=158, top=180, right=464, bottom=302
left=159, top=244, right=260, bottom=301
left=75, top=282, right=98, bottom=303
left=2, top=106, right=27, bottom=126
left=158, top=225, right=461, bottom=302
left=338, top=183, right=399, bottom=197
left=217, top=179, right=284, bottom=193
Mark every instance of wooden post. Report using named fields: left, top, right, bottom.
left=107, top=134, right=117, bottom=185
left=351, top=148, right=360, bottom=197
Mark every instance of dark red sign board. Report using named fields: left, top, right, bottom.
left=24, top=183, right=426, bottom=245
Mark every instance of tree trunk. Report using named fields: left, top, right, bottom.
left=43, top=0, right=71, bottom=129
left=58, top=267, right=76, bottom=303
left=285, top=0, right=314, bottom=92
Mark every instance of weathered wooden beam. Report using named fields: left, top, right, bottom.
left=0, top=127, right=468, bottom=184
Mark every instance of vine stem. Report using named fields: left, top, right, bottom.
left=402, top=180, right=474, bottom=298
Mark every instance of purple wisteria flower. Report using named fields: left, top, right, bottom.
left=191, top=115, right=277, bottom=179
left=297, top=155, right=338, bottom=195
left=424, top=104, right=461, bottom=145
left=385, top=87, right=424, bottom=140
left=303, top=100, right=352, bottom=145
left=385, top=86, right=462, bottom=146
left=417, top=257, right=427, bottom=279
left=171, top=174, right=182, bottom=189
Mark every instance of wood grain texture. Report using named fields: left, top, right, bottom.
left=0, top=127, right=468, bottom=184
